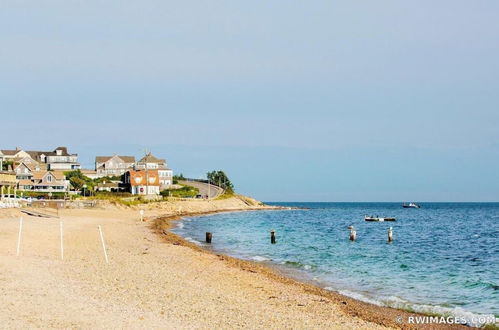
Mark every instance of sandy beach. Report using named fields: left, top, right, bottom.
left=0, top=197, right=470, bottom=329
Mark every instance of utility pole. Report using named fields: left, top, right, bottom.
left=144, top=149, right=149, bottom=196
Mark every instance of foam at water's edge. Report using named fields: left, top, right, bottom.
left=184, top=237, right=201, bottom=245
left=382, top=296, right=498, bottom=328
left=329, top=289, right=497, bottom=328
left=251, top=256, right=270, bottom=262
left=335, top=289, right=384, bottom=306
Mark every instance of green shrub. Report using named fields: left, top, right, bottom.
left=19, top=191, right=68, bottom=199
left=94, top=191, right=132, bottom=198
left=161, top=185, right=199, bottom=198
left=207, top=170, right=234, bottom=193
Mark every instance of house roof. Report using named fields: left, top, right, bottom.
left=18, top=179, right=33, bottom=186
left=97, top=182, right=120, bottom=188
left=1, top=147, right=75, bottom=161
left=32, top=171, right=66, bottom=181
left=0, top=150, right=20, bottom=156
left=95, top=155, right=136, bottom=163
left=27, top=147, right=73, bottom=158
left=137, top=153, right=166, bottom=164
left=14, top=162, right=38, bottom=173
left=13, top=156, right=37, bottom=163
left=0, top=171, right=16, bottom=176
left=80, top=169, right=97, bottom=174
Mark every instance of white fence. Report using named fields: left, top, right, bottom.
left=0, top=199, right=21, bottom=209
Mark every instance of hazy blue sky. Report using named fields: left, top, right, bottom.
left=1, top=1, right=498, bottom=201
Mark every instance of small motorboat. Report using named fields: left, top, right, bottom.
left=365, top=216, right=396, bottom=222
left=403, top=202, right=421, bottom=208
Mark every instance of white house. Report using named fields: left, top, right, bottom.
left=95, top=155, right=136, bottom=177
left=17, top=170, right=69, bottom=193
left=1, top=147, right=80, bottom=170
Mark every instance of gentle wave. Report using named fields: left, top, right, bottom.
left=184, top=237, right=201, bottom=245
left=382, top=296, right=497, bottom=328
left=332, top=289, right=497, bottom=327
left=282, top=260, right=314, bottom=270
left=251, top=256, right=271, bottom=262
left=335, top=289, right=383, bottom=306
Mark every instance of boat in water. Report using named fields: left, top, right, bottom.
left=403, top=202, right=421, bottom=208
left=365, top=216, right=396, bottom=222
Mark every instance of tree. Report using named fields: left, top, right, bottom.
left=173, top=173, right=185, bottom=184
left=1, top=160, right=13, bottom=171
left=70, top=177, right=86, bottom=191
left=93, top=175, right=122, bottom=184
left=64, top=169, right=94, bottom=192
left=207, top=170, right=234, bottom=193
left=173, top=173, right=185, bottom=180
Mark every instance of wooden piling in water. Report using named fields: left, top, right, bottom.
left=348, top=226, right=356, bottom=241
left=206, top=232, right=212, bottom=243
left=270, top=230, right=276, bottom=244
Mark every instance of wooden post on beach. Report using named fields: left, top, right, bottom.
left=205, top=232, right=212, bottom=244
left=60, top=221, right=64, bottom=260
left=270, top=230, right=276, bottom=244
left=16, top=217, right=23, bottom=256
left=98, top=225, right=109, bottom=264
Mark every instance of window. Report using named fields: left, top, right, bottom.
left=47, top=175, right=53, bottom=182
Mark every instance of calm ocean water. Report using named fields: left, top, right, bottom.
left=172, top=203, right=498, bottom=326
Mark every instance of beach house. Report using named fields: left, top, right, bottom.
left=1, top=147, right=80, bottom=171
left=13, top=161, right=41, bottom=181
left=1, top=149, right=32, bottom=174
left=6, top=155, right=72, bottom=193
left=95, top=181, right=124, bottom=192
left=95, top=155, right=136, bottom=177
left=17, top=170, right=69, bottom=193
left=124, top=169, right=160, bottom=195
left=135, top=153, right=173, bottom=189
left=0, top=148, right=30, bottom=161
left=32, top=147, right=80, bottom=170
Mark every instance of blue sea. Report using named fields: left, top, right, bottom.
left=172, top=203, right=498, bottom=327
